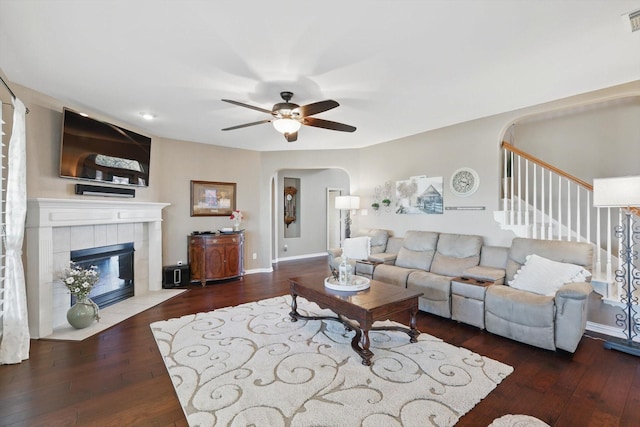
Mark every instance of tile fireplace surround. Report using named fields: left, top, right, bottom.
left=25, top=198, right=170, bottom=339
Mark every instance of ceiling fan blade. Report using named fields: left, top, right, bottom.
left=302, top=117, right=356, bottom=132
left=221, top=119, right=271, bottom=131
left=297, top=100, right=339, bottom=117
left=284, top=131, right=298, bottom=142
left=221, top=99, right=273, bottom=115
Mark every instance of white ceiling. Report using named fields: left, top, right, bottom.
left=1, top=0, right=639, bottom=152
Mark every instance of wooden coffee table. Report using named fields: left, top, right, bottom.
left=289, top=273, right=423, bottom=366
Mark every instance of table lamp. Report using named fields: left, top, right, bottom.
left=335, top=195, right=360, bottom=238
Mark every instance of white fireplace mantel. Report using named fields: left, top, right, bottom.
left=26, top=198, right=169, bottom=228
left=25, top=198, right=170, bottom=338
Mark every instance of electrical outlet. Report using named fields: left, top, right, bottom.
left=284, top=244, right=288, bottom=252
left=177, top=260, right=183, bottom=266
left=252, top=253, right=257, bottom=260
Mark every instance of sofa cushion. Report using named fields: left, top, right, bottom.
left=486, top=285, right=555, bottom=327
left=430, top=233, right=482, bottom=277
left=372, top=264, right=418, bottom=287
left=485, top=284, right=556, bottom=350
left=408, top=270, right=454, bottom=317
left=509, top=254, right=592, bottom=296
left=407, top=271, right=452, bottom=302
left=479, top=245, right=509, bottom=269
left=395, top=231, right=439, bottom=270
left=341, top=236, right=371, bottom=260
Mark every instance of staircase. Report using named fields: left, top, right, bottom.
left=493, top=142, right=637, bottom=306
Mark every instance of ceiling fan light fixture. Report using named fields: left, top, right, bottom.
left=273, top=118, right=301, bottom=134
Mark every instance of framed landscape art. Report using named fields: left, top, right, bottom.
left=190, top=180, right=236, bottom=216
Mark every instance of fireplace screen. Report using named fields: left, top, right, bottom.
left=70, top=242, right=135, bottom=309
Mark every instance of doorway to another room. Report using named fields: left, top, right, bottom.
left=327, top=188, right=345, bottom=251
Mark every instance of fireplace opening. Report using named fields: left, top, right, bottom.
left=70, top=242, right=135, bottom=309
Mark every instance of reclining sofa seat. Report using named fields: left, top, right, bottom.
left=407, top=233, right=483, bottom=317
left=484, top=237, right=594, bottom=353
left=372, top=231, right=483, bottom=317
left=372, top=231, right=439, bottom=287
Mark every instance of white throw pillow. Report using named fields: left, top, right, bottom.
left=341, top=236, right=371, bottom=260
left=509, top=254, right=592, bottom=296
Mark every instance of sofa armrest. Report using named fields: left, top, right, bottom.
left=327, top=248, right=342, bottom=258
left=462, top=265, right=506, bottom=285
left=368, top=252, right=397, bottom=264
left=555, top=281, right=592, bottom=300
left=554, top=281, right=592, bottom=353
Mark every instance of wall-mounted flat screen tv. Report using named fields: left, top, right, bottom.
left=60, top=108, right=152, bottom=187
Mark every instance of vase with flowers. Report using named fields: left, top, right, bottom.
left=60, top=261, right=100, bottom=329
left=230, top=210, right=243, bottom=231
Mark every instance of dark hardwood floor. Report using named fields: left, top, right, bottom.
left=1, top=256, right=639, bottom=426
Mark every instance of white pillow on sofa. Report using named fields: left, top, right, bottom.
left=341, top=236, right=371, bottom=260
left=509, top=254, right=592, bottom=296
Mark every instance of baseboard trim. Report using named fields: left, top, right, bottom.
left=244, top=267, right=274, bottom=275
left=586, top=321, right=640, bottom=342
left=273, top=253, right=329, bottom=263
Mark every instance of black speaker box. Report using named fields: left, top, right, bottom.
left=163, top=265, right=190, bottom=288
left=75, top=183, right=135, bottom=198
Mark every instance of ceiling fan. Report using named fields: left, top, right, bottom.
left=221, top=91, right=356, bottom=142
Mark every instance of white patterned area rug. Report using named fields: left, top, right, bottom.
left=150, top=295, right=513, bottom=427
left=488, top=414, right=550, bottom=426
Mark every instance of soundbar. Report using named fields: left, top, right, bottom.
left=75, top=184, right=135, bottom=198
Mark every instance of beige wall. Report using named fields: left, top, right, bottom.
left=9, top=77, right=640, bottom=276
left=153, top=137, right=261, bottom=267
left=356, top=113, right=515, bottom=246
left=514, top=96, right=640, bottom=181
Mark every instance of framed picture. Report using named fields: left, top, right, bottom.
left=190, top=180, right=236, bottom=216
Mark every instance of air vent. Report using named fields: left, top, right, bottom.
left=628, top=9, right=640, bottom=32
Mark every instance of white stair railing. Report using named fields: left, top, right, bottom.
left=496, top=142, right=632, bottom=301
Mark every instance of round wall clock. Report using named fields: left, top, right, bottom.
left=450, top=167, right=480, bottom=197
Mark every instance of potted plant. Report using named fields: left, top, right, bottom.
left=371, top=202, right=380, bottom=210
left=382, top=198, right=391, bottom=207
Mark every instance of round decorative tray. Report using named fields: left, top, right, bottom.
left=324, top=275, right=371, bottom=291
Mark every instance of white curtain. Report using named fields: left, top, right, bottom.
left=0, top=98, right=29, bottom=364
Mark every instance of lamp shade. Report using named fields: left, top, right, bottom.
left=335, top=195, right=360, bottom=210
left=272, top=118, right=301, bottom=134
left=593, top=176, right=640, bottom=207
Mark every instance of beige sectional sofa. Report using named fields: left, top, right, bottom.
left=327, top=231, right=595, bottom=353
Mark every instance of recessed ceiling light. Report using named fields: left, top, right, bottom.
left=140, top=112, right=156, bottom=120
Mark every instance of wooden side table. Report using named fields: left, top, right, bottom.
left=354, top=259, right=382, bottom=278
left=451, top=276, right=494, bottom=329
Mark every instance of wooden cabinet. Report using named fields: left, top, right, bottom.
left=188, top=232, right=244, bottom=286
